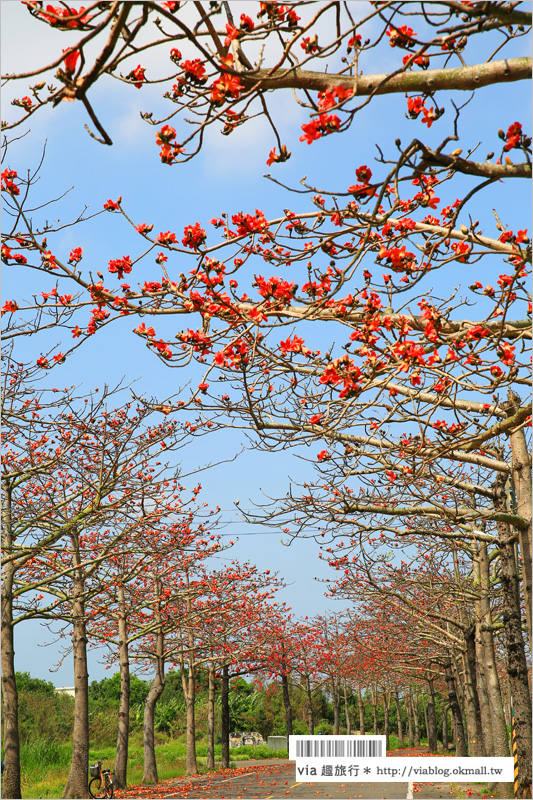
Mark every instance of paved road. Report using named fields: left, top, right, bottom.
left=116, top=759, right=491, bottom=800
left=157, top=761, right=407, bottom=799
left=117, top=760, right=494, bottom=800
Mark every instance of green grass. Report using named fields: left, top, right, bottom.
left=19, top=736, right=289, bottom=798
left=21, top=734, right=421, bottom=797
left=19, top=741, right=72, bottom=799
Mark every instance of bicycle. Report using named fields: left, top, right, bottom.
left=88, top=760, right=113, bottom=799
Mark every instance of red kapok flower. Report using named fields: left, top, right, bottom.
left=62, top=48, right=80, bottom=74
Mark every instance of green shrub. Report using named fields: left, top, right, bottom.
left=18, top=689, right=74, bottom=744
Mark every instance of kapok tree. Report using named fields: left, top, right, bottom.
left=1, top=357, right=156, bottom=799
left=323, top=520, right=509, bottom=757
left=3, top=2, right=531, bottom=158
left=166, top=561, right=283, bottom=774
left=10, top=398, right=192, bottom=800
left=85, top=483, right=220, bottom=789
left=2, top=5, right=532, bottom=794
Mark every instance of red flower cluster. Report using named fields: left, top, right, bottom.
left=62, top=48, right=80, bottom=74
left=387, top=25, right=417, bottom=49
left=254, top=275, right=296, bottom=304
left=378, top=244, right=417, bottom=273
left=181, top=59, right=207, bottom=83
left=1, top=244, right=27, bottom=264
left=502, top=121, right=526, bottom=151
left=258, top=3, right=300, bottom=26
left=213, top=338, right=250, bottom=368
left=300, top=113, right=341, bottom=144
left=319, top=355, right=362, bottom=399
left=157, top=231, right=177, bottom=246
left=232, top=209, right=268, bottom=235
left=317, top=85, right=353, bottom=111
left=182, top=224, right=206, bottom=250
left=24, top=3, right=92, bottom=28
left=266, top=144, right=291, bottom=165
left=126, top=65, right=146, bottom=89
left=402, top=53, right=429, bottom=69
left=210, top=73, right=243, bottom=104
left=108, top=255, right=132, bottom=280
left=103, top=198, right=121, bottom=211
left=1, top=168, right=20, bottom=195
left=406, top=96, right=425, bottom=118
left=279, top=335, right=313, bottom=358
left=347, top=33, right=362, bottom=51
left=450, top=241, right=471, bottom=262
left=406, top=96, right=440, bottom=127
left=301, top=35, right=318, bottom=53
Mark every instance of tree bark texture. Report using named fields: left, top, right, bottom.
left=357, top=684, right=365, bottom=736
left=343, top=681, right=351, bottom=735
left=62, top=536, right=90, bottom=799
left=281, top=672, right=293, bottom=737
left=142, top=619, right=165, bottom=784
left=1, top=483, right=21, bottom=800
left=444, top=663, right=467, bottom=756
left=206, top=660, right=215, bottom=771
left=113, top=586, right=130, bottom=790
left=185, top=634, right=198, bottom=775
left=242, top=58, right=531, bottom=97
left=426, top=681, right=438, bottom=753
left=394, top=690, right=404, bottom=747
left=464, top=626, right=486, bottom=756
left=221, top=665, right=230, bottom=769
left=509, top=415, right=532, bottom=649
left=306, top=675, right=314, bottom=735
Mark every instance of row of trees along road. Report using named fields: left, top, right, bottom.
left=2, top=351, right=289, bottom=797
left=1, top=1, right=531, bottom=798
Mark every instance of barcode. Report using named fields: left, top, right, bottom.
left=294, top=739, right=383, bottom=758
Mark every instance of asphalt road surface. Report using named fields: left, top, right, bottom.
left=117, top=760, right=494, bottom=800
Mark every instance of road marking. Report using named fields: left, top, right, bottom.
left=406, top=781, right=414, bottom=799
left=219, top=772, right=258, bottom=783
left=290, top=783, right=303, bottom=788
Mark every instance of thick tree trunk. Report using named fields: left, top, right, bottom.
left=63, top=538, right=90, bottom=799
left=221, top=665, right=230, bottom=769
left=394, top=690, right=404, bottom=747
left=411, top=689, right=420, bottom=747
left=357, top=684, right=365, bottom=736
left=405, top=689, right=414, bottom=747
left=114, top=586, right=130, bottom=790
left=475, top=544, right=510, bottom=760
left=185, top=640, right=198, bottom=775
left=382, top=689, right=390, bottom=750
left=464, top=626, right=485, bottom=756
left=305, top=675, right=314, bottom=735
left=343, top=680, right=351, bottom=735
left=426, top=680, right=438, bottom=753
left=370, top=684, right=378, bottom=735
left=441, top=705, right=449, bottom=752
left=509, top=399, right=532, bottom=649
left=206, top=660, right=216, bottom=771
left=496, top=517, right=533, bottom=797
left=1, top=489, right=22, bottom=800
left=142, top=617, right=165, bottom=785
left=474, top=629, right=494, bottom=757
left=422, top=693, right=428, bottom=743
left=332, top=680, right=340, bottom=735
left=444, top=662, right=467, bottom=756
left=281, top=672, right=293, bottom=737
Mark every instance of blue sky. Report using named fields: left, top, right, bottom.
left=2, top=2, right=531, bottom=684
